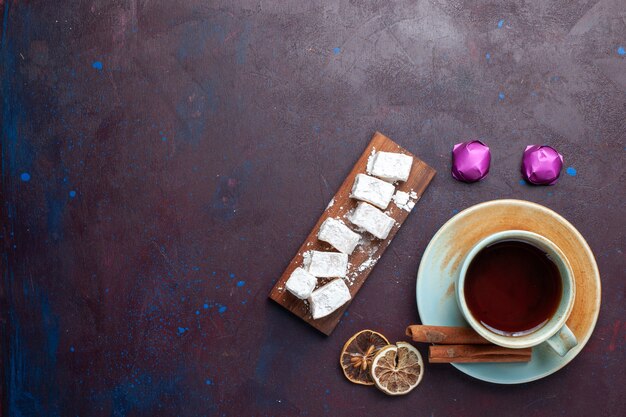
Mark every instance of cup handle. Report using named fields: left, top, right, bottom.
left=546, top=324, right=578, bottom=356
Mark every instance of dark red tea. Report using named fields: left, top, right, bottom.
left=464, top=240, right=562, bottom=336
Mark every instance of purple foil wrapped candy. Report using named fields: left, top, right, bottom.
left=451, top=140, right=491, bottom=183
left=521, top=145, right=563, bottom=185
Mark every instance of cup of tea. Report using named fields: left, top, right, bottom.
left=456, top=230, right=577, bottom=356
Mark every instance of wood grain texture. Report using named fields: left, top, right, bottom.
left=269, top=132, right=435, bottom=335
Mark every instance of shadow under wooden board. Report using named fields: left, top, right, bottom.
left=269, top=132, right=436, bottom=335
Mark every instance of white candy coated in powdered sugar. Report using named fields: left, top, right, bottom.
left=305, top=250, right=348, bottom=278
left=393, top=191, right=410, bottom=206
left=349, top=173, right=395, bottom=209
left=348, top=202, right=395, bottom=240
left=367, top=151, right=413, bottom=182
left=285, top=267, right=317, bottom=299
left=308, top=278, right=352, bottom=319
left=318, top=218, right=361, bottom=255
left=393, top=190, right=416, bottom=212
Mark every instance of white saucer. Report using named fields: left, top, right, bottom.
left=416, top=199, right=601, bottom=384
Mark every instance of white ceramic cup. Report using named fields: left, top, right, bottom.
left=456, top=230, right=578, bottom=356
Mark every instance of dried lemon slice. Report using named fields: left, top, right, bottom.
left=370, top=341, right=424, bottom=395
left=340, top=330, right=390, bottom=385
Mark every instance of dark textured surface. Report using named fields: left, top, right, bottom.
left=1, top=1, right=624, bottom=416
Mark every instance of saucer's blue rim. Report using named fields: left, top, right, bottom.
left=415, top=199, right=601, bottom=384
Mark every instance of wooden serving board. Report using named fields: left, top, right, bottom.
left=269, top=132, right=436, bottom=335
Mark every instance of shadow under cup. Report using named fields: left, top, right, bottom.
left=456, top=230, right=576, bottom=350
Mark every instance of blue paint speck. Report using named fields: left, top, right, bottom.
left=177, top=327, right=188, bottom=335
left=498, top=92, right=505, bottom=100
left=333, top=47, right=341, bottom=55
left=203, top=303, right=209, bottom=309
left=485, top=52, right=491, bottom=60
left=229, top=273, right=235, bottom=279
left=218, top=306, right=227, bottom=314
left=205, top=379, right=213, bottom=385
left=497, top=19, right=505, bottom=28
left=452, top=209, right=459, bottom=214
left=325, top=389, right=330, bottom=395
left=69, top=190, right=77, bottom=198
left=195, top=310, right=200, bottom=315
left=161, top=136, right=167, bottom=142
left=92, top=61, right=103, bottom=70
left=20, top=172, right=31, bottom=182
left=566, top=166, right=577, bottom=176
left=70, top=346, right=75, bottom=352
left=618, top=46, right=625, bottom=56
left=237, top=280, right=245, bottom=287
left=519, top=179, right=527, bottom=185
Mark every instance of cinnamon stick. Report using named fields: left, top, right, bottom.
left=406, top=325, right=490, bottom=344
left=429, top=345, right=532, bottom=363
